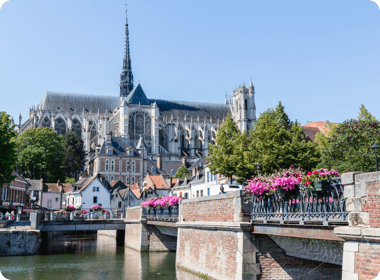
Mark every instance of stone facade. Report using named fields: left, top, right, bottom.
left=126, top=206, right=142, bottom=221
left=148, top=225, right=177, bottom=251
left=0, top=229, right=41, bottom=256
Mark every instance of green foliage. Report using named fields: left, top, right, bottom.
left=0, top=112, right=17, bottom=185
left=206, top=103, right=320, bottom=185
left=15, top=127, right=65, bottom=182
left=64, top=177, right=77, bottom=184
left=358, top=104, right=376, bottom=121
left=244, top=102, right=320, bottom=178
left=317, top=118, right=380, bottom=173
left=173, top=165, right=191, bottom=179
left=206, top=114, right=242, bottom=183
left=62, top=130, right=86, bottom=178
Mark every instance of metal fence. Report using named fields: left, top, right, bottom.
left=142, top=206, right=179, bottom=222
left=251, top=178, right=348, bottom=225
left=44, top=208, right=125, bottom=221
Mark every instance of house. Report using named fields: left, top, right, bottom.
left=141, top=173, right=172, bottom=201
left=25, top=178, right=43, bottom=206
left=1, top=172, right=30, bottom=206
left=171, top=177, right=192, bottom=199
left=42, top=181, right=72, bottom=210
left=65, top=176, right=111, bottom=210
left=303, top=121, right=334, bottom=141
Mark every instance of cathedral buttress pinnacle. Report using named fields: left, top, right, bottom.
left=120, top=6, right=134, bottom=97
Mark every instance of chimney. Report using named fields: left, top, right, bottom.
left=182, top=157, right=187, bottom=167
left=157, top=155, right=162, bottom=170
left=192, top=168, right=196, bottom=176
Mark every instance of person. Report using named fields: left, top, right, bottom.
left=219, top=186, right=225, bottom=195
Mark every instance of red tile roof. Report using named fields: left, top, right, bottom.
left=303, top=121, right=335, bottom=141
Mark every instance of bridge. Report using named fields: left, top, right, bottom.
left=4, top=171, right=380, bottom=279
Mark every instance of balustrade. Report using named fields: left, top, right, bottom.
left=142, top=206, right=179, bottom=222
left=251, top=178, right=348, bottom=225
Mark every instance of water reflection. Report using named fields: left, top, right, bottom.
left=0, top=232, right=202, bottom=280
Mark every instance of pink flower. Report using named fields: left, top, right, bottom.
left=307, top=172, right=311, bottom=176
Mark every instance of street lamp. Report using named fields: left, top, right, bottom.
left=372, top=143, right=379, bottom=171
left=256, top=163, right=261, bottom=177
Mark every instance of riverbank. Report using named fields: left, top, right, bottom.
left=0, top=228, right=41, bottom=256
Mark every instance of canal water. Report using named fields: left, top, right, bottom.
left=0, top=232, right=201, bottom=280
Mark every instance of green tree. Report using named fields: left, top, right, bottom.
left=173, top=165, right=191, bottom=179
left=0, top=112, right=17, bottom=186
left=206, top=114, right=243, bottom=184
left=64, top=177, right=77, bottom=184
left=15, top=127, right=65, bottom=182
left=358, top=104, right=376, bottom=121
left=243, top=102, right=320, bottom=178
left=62, top=130, right=86, bottom=178
left=317, top=118, right=380, bottom=173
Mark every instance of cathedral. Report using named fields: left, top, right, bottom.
left=18, top=9, right=257, bottom=185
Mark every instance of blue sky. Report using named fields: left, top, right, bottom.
left=0, top=0, right=379, bottom=125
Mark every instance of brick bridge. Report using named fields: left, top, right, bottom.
left=25, top=171, right=380, bottom=279
left=123, top=171, right=380, bottom=280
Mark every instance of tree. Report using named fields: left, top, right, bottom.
left=0, top=112, right=17, bottom=186
left=62, top=130, right=86, bottom=179
left=15, top=127, right=65, bottom=182
left=173, top=165, right=191, bottom=179
left=243, top=102, right=320, bottom=179
left=206, top=114, right=242, bottom=184
left=358, top=104, right=376, bottom=121
left=317, top=118, right=380, bottom=173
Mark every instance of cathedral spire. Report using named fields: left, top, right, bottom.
left=120, top=5, right=134, bottom=97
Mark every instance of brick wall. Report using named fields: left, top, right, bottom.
left=257, top=235, right=342, bottom=280
left=148, top=225, right=177, bottom=251
left=362, top=181, right=380, bottom=228
left=176, top=228, right=239, bottom=280
left=181, top=196, right=235, bottom=222
left=126, top=206, right=141, bottom=221
left=355, top=242, right=380, bottom=280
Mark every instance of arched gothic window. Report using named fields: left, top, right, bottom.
left=105, top=160, right=109, bottom=172
left=72, top=119, right=81, bottom=137
left=42, top=117, right=50, bottom=128
left=55, top=118, right=66, bottom=135
left=245, top=99, right=248, bottom=110
left=111, top=160, right=115, bottom=172
left=159, top=128, right=169, bottom=151
left=89, top=121, right=97, bottom=139
left=211, top=130, right=217, bottom=145
left=128, top=111, right=151, bottom=141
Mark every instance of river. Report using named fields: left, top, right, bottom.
left=0, top=232, right=201, bottom=280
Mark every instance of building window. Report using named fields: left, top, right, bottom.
left=108, top=150, right=112, bottom=155
left=47, top=200, right=52, bottom=208
left=93, top=187, right=96, bottom=192
left=55, top=198, right=59, bottom=202
left=93, top=196, right=98, bottom=204
left=105, top=175, right=109, bottom=182
left=131, top=177, right=135, bottom=184
left=72, top=118, right=81, bottom=137
left=89, top=121, right=97, bottom=139
left=110, top=175, right=114, bottom=181
left=111, top=160, right=115, bottom=172
left=207, top=172, right=209, bottom=182
left=200, top=190, right=203, bottom=197
left=118, top=201, right=122, bottom=208
left=126, top=177, right=129, bottom=184
left=97, top=187, right=99, bottom=192
left=196, top=191, right=199, bottom=197
left=184, top=193, right=188, bottom=199
left=132, top=161, right=136, bottom=172
left=105, top=160, right=109, bottom=171
left=55, top=118, right=66, bottom=135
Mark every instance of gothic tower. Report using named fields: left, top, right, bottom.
left=230, top=80, right=256, bottom=133
left=120, top=8, right=134, bottom=97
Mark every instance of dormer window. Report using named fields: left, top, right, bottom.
left=108, top=150, right=112, bottom=155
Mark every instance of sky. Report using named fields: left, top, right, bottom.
left=0, top=0, right=380, bottom=126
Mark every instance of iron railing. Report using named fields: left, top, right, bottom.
left=142, top=206, right=179, bottom=222
left=42, top=208, right=125, bottom=222
left=251, top=178, right=347, bottom=225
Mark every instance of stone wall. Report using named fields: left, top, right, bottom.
left=148, top=225, right=177, bottom=251
left=0, top=229, right=41, bottom=256
left=257, top=235, right=342, bottom=280
left=335, top=171, right=380, bottom=280
left=124, top=222, right=149, bottom=251
left=126, top=206, right=142, bottom=221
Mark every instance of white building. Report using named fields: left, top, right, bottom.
left=65, top=176, right=111, bottom=210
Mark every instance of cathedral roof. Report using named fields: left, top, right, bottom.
left=150, top=99, right=231, bottom=121
left=125, top=84, right=150, bottom=105
left=37, top=92, right=119, bottom=114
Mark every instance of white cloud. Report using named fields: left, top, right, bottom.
left=0, top=0, right=10, bottom=11
left=371, top=0, right=380, bottom=10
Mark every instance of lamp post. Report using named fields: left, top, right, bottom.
left=256, top=163, right=261, bottom=177
left=372, top=143, right=379, bottom=171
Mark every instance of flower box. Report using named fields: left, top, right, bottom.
left=313, top=180, right=329, bottom=191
